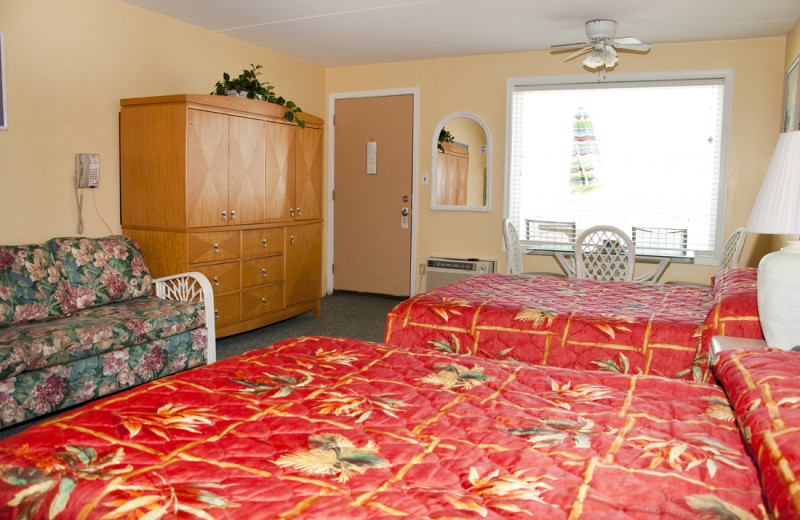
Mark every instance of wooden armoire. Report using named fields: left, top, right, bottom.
left=435, top=141, right=469, bottom=205
left=119, top=95, right=323, bottom=338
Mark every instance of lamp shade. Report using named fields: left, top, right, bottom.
left=747, top=131, right=800, bottom=234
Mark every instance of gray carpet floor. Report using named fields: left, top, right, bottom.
left=216, top=292, right=401, bottom=359
left=0, top=292, right=401, bottom=440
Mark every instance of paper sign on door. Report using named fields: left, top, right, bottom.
left=366, top=141, right=377, bottom=175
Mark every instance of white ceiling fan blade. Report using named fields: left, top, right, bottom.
left=550, top=42, right=590, bottom=49
left=614, top=42, right=651, bottom=52
left=612, top=37, right=644, bottom=45
left=563, top=45, right=593, bottom=61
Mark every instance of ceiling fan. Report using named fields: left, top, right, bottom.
left=551, top=19, right=651, bottom=70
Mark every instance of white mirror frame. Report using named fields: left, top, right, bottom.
left=430, top=111, right=492, bottom=212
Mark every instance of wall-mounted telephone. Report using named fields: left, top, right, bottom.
left=75, top=153, right=100, bottom=188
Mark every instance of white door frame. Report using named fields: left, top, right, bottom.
left=327, top=88, right=419, bottom=296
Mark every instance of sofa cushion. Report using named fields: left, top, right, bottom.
left=46, top=236, right=153, bottom=312
left=0, top=296, right=205, bottom=379
left=713, top=347, right=800, bottom=518
left=0, top=244, right=70, bottom=326
left=0, top=328, right=207, bottom=427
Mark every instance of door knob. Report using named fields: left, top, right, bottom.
left=402, top=195, right=409, bottom=202
left=401, top=208, right=409, bottom=217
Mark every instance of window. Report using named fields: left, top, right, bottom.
left=505, top=71, right=732, bottom=262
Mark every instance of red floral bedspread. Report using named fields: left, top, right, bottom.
left=0, top=336, right=767, bottom=519
left=713, top=347, right=800, bottom=518
left=385, top=268, right=762, bottom=382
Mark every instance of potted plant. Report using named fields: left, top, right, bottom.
left=212, top=64, right=305, bottom=127
left=438, top=128, right=455, bottom=152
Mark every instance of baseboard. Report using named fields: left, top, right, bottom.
left=332, top=289, right=407, bottom=300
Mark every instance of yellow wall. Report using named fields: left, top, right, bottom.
left=0, top=0, right=795, bottom=291
left=0, top=0, right=325, bottom=245
left=772, top=17, right=800, bottom=252
left=327, top=37, right=786, bottom=284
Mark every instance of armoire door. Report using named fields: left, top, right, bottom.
left=187, top=109, right=229, bottom=228
left=285, top=222, right=322, bottom=306
left=295, top=126, right=323, bottom=221
left=228, top=116, right=266, bottom=225
left=265, top=122, right=296, bottom=222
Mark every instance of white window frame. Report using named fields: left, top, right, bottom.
left=503, top=70, right=734, bottom=266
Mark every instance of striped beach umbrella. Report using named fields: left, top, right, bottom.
left=569, top=108, right=602, bottom=193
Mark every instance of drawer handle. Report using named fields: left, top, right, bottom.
left=261, top=297, right=268, bottom=307
left=290, top=235, right=295, bottom=245
left=296, top=207, right=302, bottom=217
left=214, top=308, right=220, bottom=319
left=214, top=243, right=219, bottom=254
left=262, top=238, right=267, bottom=248
left=213, top=276, right=219, bottom=286
left=262, top=268, right=267, bottom=278
left=231, top=210, right=236, bottom=221
left=222, top=210, right=227, bottom=221
left=289, top=208, right=294, bottom=217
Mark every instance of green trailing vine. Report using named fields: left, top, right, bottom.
left=438, top=128, right=455, bottom=151
left=211, top=64, right=305, bottom=127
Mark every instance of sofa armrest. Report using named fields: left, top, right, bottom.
left=153, top=272, right=216, bottom=364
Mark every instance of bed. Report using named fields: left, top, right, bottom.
left=1, top=334, right=797, bottom=519
left=385, top=267, right=763, bottom=382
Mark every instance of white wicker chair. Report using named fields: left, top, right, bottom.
left=502, top=218, right=524, bottom=274
left=575, top=225, right=636, bottom=281
left=719, top=227, right=747, bottom=271
left=666, top=227, right=747, bottom=286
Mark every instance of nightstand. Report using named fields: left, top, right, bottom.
left=711, top=336, right=767, bottom=355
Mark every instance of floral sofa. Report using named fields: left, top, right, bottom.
left=0, top=235, right=215, bottom=428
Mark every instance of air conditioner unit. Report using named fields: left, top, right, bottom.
left=425, top=256, right=496, bottom=291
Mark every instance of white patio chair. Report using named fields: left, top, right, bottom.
left=719, top=227, right=747, bottom=270
left=666, top=227, right=747, bottom=286
left=575, top=225, right=636, bottom=281
left=502, top=218, right=524, bottom=274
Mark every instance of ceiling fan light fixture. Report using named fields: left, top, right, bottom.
left=582, top=48, right=617, bottom=70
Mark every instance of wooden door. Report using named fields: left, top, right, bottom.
left=285, top=223, right=322, bottom=306
left=187, top=109, right=229, bottom=228
left=265, top=122, right=296, bottom=222
left=228, top=116, right=266, bottom=225
left=333, top=95, right=414, bottom=297
left=295, top=126, right=323, bottom=221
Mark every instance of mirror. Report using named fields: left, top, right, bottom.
left=431, top=112, right=492, bottom=211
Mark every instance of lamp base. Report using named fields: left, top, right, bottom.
left=757, top=240, right=800, bottom=350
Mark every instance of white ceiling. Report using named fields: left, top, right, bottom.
left=121, top=0, right=800, bottom=67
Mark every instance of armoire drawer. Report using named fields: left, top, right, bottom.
left=242, top=228, right=284, bottom=257
left=241, top=284, right=283, bottom=320
left=192, top=262, right=240, bottom=294
left=212, top=293, right=241, bottom=327
left=242, top=256, right=283, bottom=288
left=188, top=231, right=240, bottom=263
